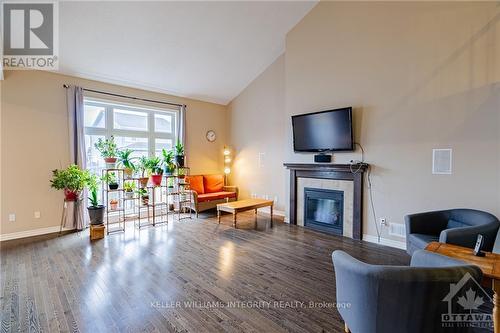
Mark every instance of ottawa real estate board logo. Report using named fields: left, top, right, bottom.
left=2, top=1, right=58, bottom=70
left=442, top=272, right=493, bottom=329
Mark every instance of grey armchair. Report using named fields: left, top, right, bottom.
left=405, top=209, right=499, bottom=255
left=332, top=250, right=482, bottom=333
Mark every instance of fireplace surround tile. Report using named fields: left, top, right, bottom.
left=297, top=178, right=354, bottom=238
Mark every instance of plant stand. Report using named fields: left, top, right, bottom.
left=171, top=167, right=193, bottom=221
left=102, top=168, right=125, bottom=234
left=59, top=197, right=85, bottom=236
left=136, top=184, right=169, bottom=228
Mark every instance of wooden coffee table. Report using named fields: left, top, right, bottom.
left=426, top=242, right=500, bottom=333
left=217, top=199, right=274, bottom=228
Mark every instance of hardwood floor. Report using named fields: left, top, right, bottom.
left=0, top=211, right=409, bottom=332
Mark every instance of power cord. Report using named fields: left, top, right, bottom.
left=349, top=143, right=381, bottom=243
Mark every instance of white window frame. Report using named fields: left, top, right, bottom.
left=83, top=97, right=178, bottom=157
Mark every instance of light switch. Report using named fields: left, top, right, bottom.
left=34, top=211, right=41, bottom=219
left=258, top=152, right=265, bottom=168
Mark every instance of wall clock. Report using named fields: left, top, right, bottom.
left=206, top=130, right=216, bottom=142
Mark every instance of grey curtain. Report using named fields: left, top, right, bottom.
left=177, top=104, right=186, bottom=159
left=66, top=86, right=90, bottom=230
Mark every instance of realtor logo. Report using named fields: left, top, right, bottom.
left=442, top=272, right=493, bottom=329
left=2, top=1, right=58, bottom=69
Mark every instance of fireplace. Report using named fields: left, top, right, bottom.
left=304, top=188, right=344, bottom=235
left=284, top=163, right=368, bottom=240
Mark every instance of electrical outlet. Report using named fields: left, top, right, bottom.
left=8, top=213, right=16, bottom=222
left=34, top=211, right=41, bottom=219
left=379, top=218, right=387, bottom=227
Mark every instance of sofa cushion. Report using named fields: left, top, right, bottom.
left=204, top=174, right=224, bottom=193
left=186, top=175, right=204, bottom=194
left=197, top=191, right=236, bottom=203
left=446, top=219, right=468, bottom=229
left=407, top=233, right=439, bottom=251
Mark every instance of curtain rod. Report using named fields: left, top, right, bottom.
left=63, top=84, right=185, bottom=108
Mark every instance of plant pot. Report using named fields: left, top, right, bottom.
left=104, top=157, right=117, bottom=169
left=142, top=196, right=149, bottom=206
left=163, top=166, right=173, bottom=176
left=87, top=205, right=105, bottom=225
left=109, top=183, right=119, bottom=190
left=124, top=167, right=134, bottom=179
left=110, top=202, right=118, bottom=210
left=150, top=174, right=163, bottom=187
left=139, top=177, right=149, bottom=188
left=125, top=191, right=134, bottom=199
left=64, top=189, right=79, bottom=201
left=175, top=155, right=185, bottom=167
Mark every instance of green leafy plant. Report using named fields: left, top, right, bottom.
left=147, top=157, right=164, bottom=175
left=175, top=140, right=184, bottom=156
left=162, top=149, right=176, bottom=173
left=94, top=136, right=118, bottom=158
left=101, top=172, right=118, bottom=185
left=50, top=165, right=89, bottom=192
left=138, top=156, right=149, bottom=178
left=86, top=174, right=100, bottom=207
left=117, top=149, right=136, bottom=170
left=136, top=188, right=148, bottom=197
left=123, top=181, right=136, bottom=192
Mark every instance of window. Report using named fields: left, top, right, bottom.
left=84, top=98, right=178, bottom=177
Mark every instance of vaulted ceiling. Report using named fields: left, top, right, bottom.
left=58, top=1, right=317, bottom=105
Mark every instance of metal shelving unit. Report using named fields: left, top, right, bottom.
left=172, top=167, right=193, bottom=221
left=101, top=167, right=193, bottom=234
left=102, top=168, right=126, bottom=234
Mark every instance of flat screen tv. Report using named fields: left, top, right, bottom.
left=292, top=107, right=353, bottom=152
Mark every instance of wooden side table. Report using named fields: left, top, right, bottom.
left=425, top=242, right=500, bottom=333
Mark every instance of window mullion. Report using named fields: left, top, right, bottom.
left=107, top=106, right=114, bottom=138
left=148, top=111, right=155, bottom=156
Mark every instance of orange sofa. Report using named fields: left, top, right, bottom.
left=186, top=174, right=238, bottom=217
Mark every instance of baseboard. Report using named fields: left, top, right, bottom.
left=258, top=206, right=285, bottom=217
left=362, top=234, right=407, bottom=250
left=0, top=226, right=75, bottom=242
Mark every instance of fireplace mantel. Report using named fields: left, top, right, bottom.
left=284, top=163, right=369, bottom=240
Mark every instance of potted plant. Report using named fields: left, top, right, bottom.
left=124, top=181, right=136, bottom=199
left=117, top=149, right=136, bottom=179
left=102, top=172, right=119, bottom=190
left=50, top=165, right=88, bottom=201
left=109, top=199, right=119, bottom=211
left=95, top=136, right=118, bottom=168
left=137, top=156, right=150, bottom=188
left=148, top=156, right=164, bottom=186
left=136, top=188, right=149, bottom=205
left=86, top=174, right=105, bottom=225
left=174, top=140, right=185, bottom=167
left=162, top=148, right=176, bottom=176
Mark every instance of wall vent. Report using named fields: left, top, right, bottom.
left=432, top=149, right=452, bottom=175
left=388, top=223, right=406, bottom=238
